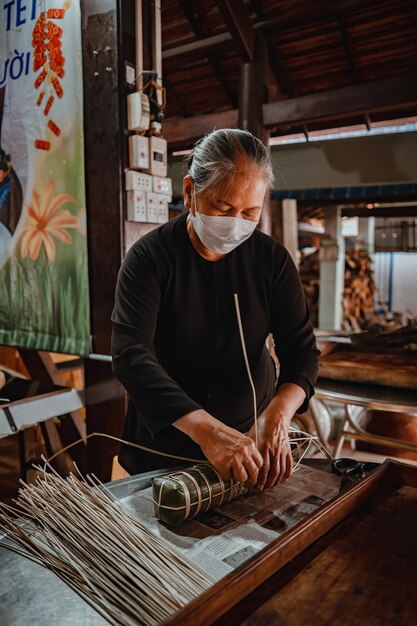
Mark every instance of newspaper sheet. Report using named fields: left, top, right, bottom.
left=120, top=465, right=341, bottom=582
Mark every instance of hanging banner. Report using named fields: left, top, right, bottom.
left=0, top=0, right=90, bottom=355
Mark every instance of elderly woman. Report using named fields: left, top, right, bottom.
left=111, top=128, right=319, bottom=491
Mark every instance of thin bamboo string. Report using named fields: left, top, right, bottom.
left=0, top=283, right=332, bottom=624
left=45, top=292, right=332, bottom=486
left=0, top=429, right=327, bottom=624
left=46, top=431, right=210, bottom=467
left=0, top=460, right=214, bottom=626
left=1, top=294, right=332, bottom=567
left=152, top=431, right=330, bottom=518
left=42, top=429, right=329, bottom=518
left=45, top=429, right=329, bottom=476
left=234, top=293, right=258, bottom=449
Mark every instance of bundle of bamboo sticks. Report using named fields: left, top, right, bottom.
left=0, top=462, right=213, bottom=626
left=0, top=428, right=330, bottom=624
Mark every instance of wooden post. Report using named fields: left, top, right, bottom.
left=152, top=0, right=163, bottom=107
left=81, top=0, right=127, bottom=480
left=135, top=0, right=144, bottom=91
left=271, top=198, right=299, bottom=266
left=358, top=216, right=375, bottom=254
left=319, top=207, right=345, bottom=330
left=238, top=31, right=271, bottom=235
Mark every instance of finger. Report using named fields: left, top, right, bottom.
left=276, top=451, right=287, bottom=484
left=218, top=466, right=233, bottom=482
left=231, top=461, right=248, bottom=484
left=282, top=442, right=293, bottom=480
left=252, top=447, right=264, bottom=469
left=256, top=452, right=270, bottom=491
left=264, top=457, right=280, bottom=490
left=284, top=451, right=293, bottom=481
left=256, top=468, right=269, bottom=491
left=243, top=458, right=260, bottom=489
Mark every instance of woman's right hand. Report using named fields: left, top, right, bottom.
left=174, top=410, right=264, bottom=489
left=199, top=421, right=264, bottom=489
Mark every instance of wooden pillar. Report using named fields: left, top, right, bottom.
left=319, top=207, right=345, bottom=330
left=81, top=0, right=127, bottom=480
left=84, top=358, right=126, bottom=479
left=358, top=216, right=375, bottom=254
left=271, top=198, right=299, bottom=266
left=238, top=31, right=271, bottom=235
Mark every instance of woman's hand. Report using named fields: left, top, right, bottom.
left=246, top=413, right=293, bottom=491
left=173, top=410, right=263, bottom=487
left=199, top=422, right=264, bottom=488
left=245, top=383, right=307, bottom=490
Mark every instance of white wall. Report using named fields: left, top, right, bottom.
left=374, top=252, right=417, bottom=315
left=270, top=131, right=417, bottom=190
left=169, top=131, right=417, bottom=196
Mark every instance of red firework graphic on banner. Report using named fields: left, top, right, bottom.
left=32, top=1, right=72, bottom=151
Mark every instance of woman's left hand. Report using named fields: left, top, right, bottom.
left=246, top=384, right=307, bottom=490
left=246, top=412, right=293, bottom=491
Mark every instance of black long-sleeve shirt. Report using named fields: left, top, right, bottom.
left=111, top=212, right=320, bottom=475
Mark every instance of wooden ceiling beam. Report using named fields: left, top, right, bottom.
left=295, top=192, right=417, bottom=208
left=263, top=73, right=417, bottom=127
left=163, top=1, right=381, bottom=60
left=178, top=0, right=237, bottom=108
left=215, top=0, right=255, bottom=62
left=164, top=73, right=417, bottom=147
left=337, top=14, right=372, bottom=131
left=249, top=0, right=291, bottom=99
left=267, top=43, right=293, bottom=98
left=342, top=206, right=417, bottom=218
left=163, top=74, right=191, bottom=117
left=178, top=0, right=203, bottom=36
left=162, top=33, right=231, bottom=59
left=206, top=52, right=238, bottom=108
left=337, top=14, right=358, bottom=83
left=254, top=0, right=376, bottom=33
left=163, top=109, right=239, bottom=147
left=215, top=0, right=283, bottom=100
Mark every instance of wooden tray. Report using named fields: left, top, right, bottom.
left=164, top=460, right=417, bottom=625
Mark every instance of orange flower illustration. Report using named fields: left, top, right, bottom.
left=21, top=181, right=79, bottom=262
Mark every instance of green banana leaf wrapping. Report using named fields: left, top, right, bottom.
left=152, top=464, right=248, bottom=525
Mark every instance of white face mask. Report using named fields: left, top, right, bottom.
left=190, top=186, right=259, bottom=254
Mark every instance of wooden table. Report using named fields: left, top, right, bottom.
left=1, top=460, right=416, bottom=625
left=211, top=460, right=417, bottom=626
left=314, top=377, right=417, bottom=458
left=173, top=460, right=417, bottom=625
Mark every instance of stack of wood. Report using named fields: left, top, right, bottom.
left=342, top=250, right=377, bottom=332
left=299, top=249, right=320, bottom=326
left=299, top=248, right=377, bottom=330
left=350, top=319, right=417, bottom=353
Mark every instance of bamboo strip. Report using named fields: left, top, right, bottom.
left=0, top=462, right=214, bottom=626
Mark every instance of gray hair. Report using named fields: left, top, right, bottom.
left=184, top=128, right=275, bottom=196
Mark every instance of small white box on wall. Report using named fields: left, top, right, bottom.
left=144, top=136, right=167, bottom=177
left=156, top=194, right=170, bottom=224
left=125, top=170, right=153, bottom=192
left=129, top=135, right=149, bottom=170
left=152, top=175, right=172, bottom=200
left=127, top=92, right=150, bottom=132
left=146, top=192, right=159, bottom=223
left=127, top=190, right=147, bottom=222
